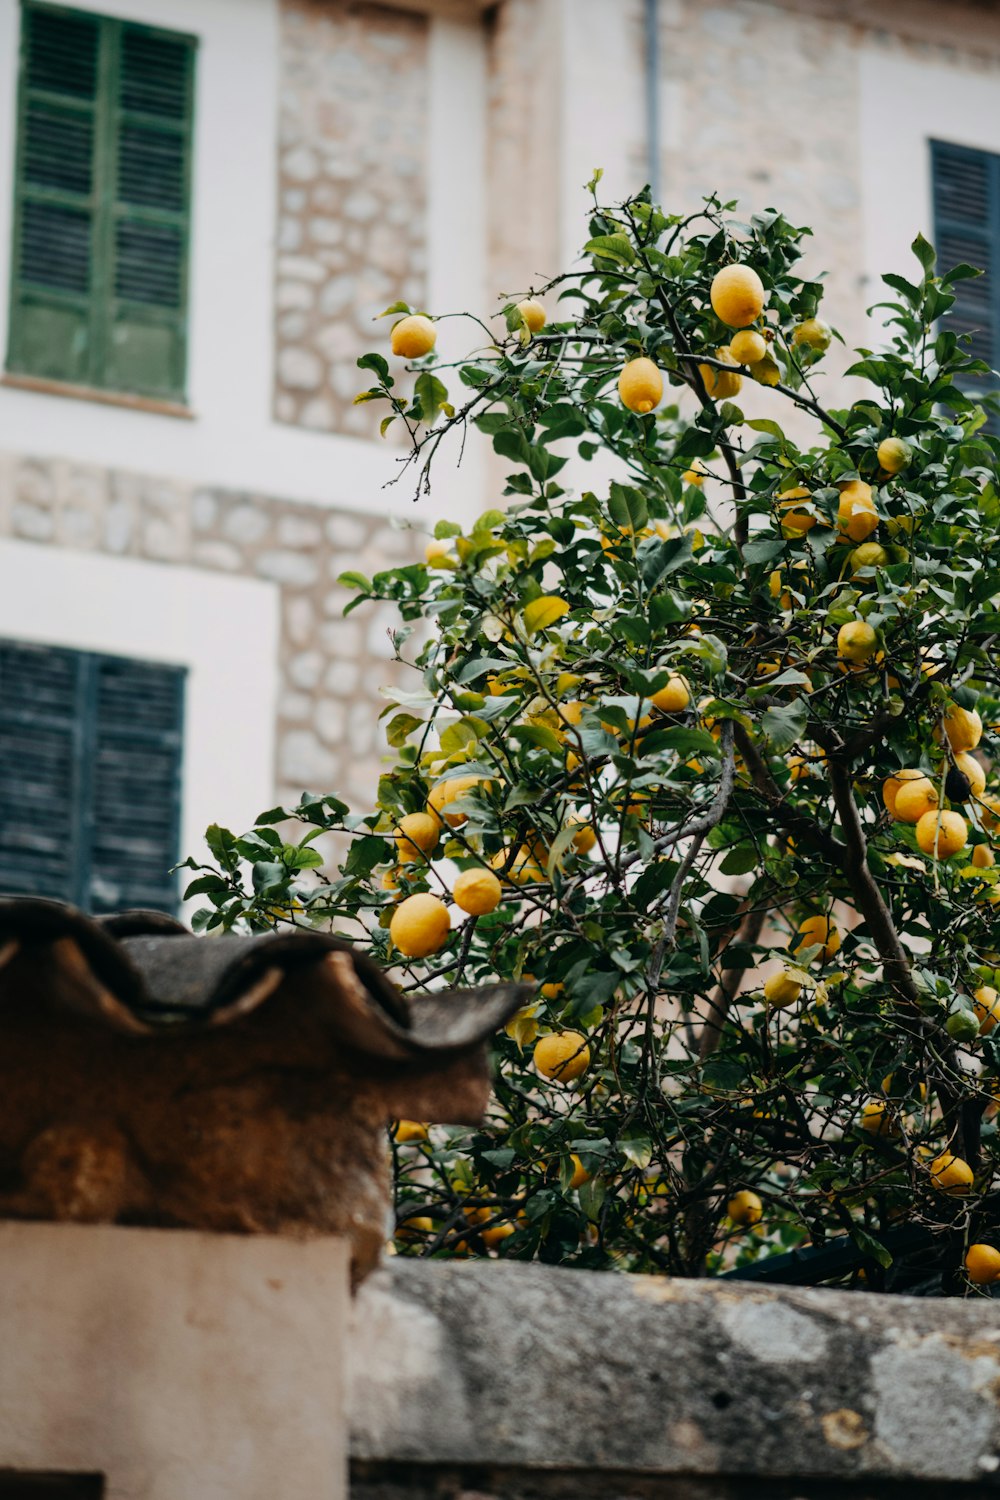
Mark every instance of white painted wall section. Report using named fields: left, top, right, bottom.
left=0, top=540, right=280, bottom=873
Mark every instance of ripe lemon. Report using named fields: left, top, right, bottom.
left=491, top=846, right=546, bottom=885
left=682, top=459, right=707, bottom=486
left=916, top=809, right=967, bottom=859
left=535, top=1030, right=591, bottom=1082
left=763, top=971, right=802, bottom=1009
left=393, top=1120, right=429, bottom=1144
left=730, top=328, right=767, bottom=365
left=569, top=1154, right=591, bottom=1190
left=727, top=1189, right=763, bottom=1225
left=837, top=481, right=879, bottom=542
left=699, top=346, right=742, bottom=399
left=929, top=1151, right=974, bottom=1195
left=618, top=357, right=663, bottom=414
left=391, top=314, right=436, bottom=358
left=940, top=704, right=983, bottom=753
left=517, top=297, right=546, bottom=333
left=966, top=1244, right=1000, bottom=1284
left=481, top=1221, right=516, bottom=1247
left=791, top=317, right=831, bottom=351
left=972, top=844, right=996, bottom=869
left=389, top=892, right=451, bottom=958
left=893, top=776, right=937, bottom=823
left=452, top=867, right=502, bottom=915
left=974, top=985, right=1000, bottom=1035
left=877, top=436, right=912, bottom=474
left=777, top=486, right=815, bottom=535
left=394, top=812, right=441, bottom=863
left=540, top=981, right=564, bottom=1000
left=710, top=264, right=766, bottom=327
left=950, top=752, right=986, bottom=799
left=749, top=353, right=781, bottom=386
left=793, top=915, right=840, bottom=963
left=425, top=538, right=452, bottom=566
left=570, top=818, right=597, bottom=855
left=427, top=773, right=488, bottom=828
left=651, top=674, right=690, bottom=713
left=850, top=542, right=888, bottom=573
left=381, top=866, right=401, bottom=892
left=883, top=768, right=927, bottom=817
left=860, top=1099, right=897, bottom=1137
left=837, top=621, right=877, bottom=663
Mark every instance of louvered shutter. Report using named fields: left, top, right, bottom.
left=0, top=640, right=186, bottom=915
left=931, top=141, right=1000, bottom=409
left=6, top=4, right=196, bottom=403
left=7, top=6, right=100, bottom=384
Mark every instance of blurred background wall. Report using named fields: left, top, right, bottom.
left=0, top=0, right=997, bottom=913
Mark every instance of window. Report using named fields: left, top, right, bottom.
left=931, top=140, right=1000, bottom=412
left=0, top=640, right=186, bottom=914
left=6, top=2, right=196, bottom=404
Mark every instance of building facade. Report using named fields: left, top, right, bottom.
left=0, top=0, right=998, bottom=912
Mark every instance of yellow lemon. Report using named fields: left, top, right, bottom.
left=452, top=867, right=503, bottom=915
left=966, top=1244, right=1000, bottom=1284
left=893, top=776, right=938, bottom=824
left=481, top=1221, right=516, bottom=1247
left=951, top=752, right=987, bottom=799
left=389, top=892, right=451, bottom=958
left=727, top=1189, right=763, bottom=1225
left=763, top=971, right=802, bottom=1009
left=730, top=328, right=768, bottom=365
left=793, top=915, right=840, bottom=963
left=883, top=767, right=927, bottom=818
left=791, top=317, right=831, bottom=351
left=393, top=1120, right=429, bottom=1144
left=569, top=1154, right=591, bottom=1190
left=394, top=811, right=441, bottom=863
left=930, top=1151, right=974, bottom=1195
left=972, top=844, right=996, bottom=869
left=915, top=809, right=967, bottom=859
left=391, top=314, right=436, bottom=358
left=749, top=353, right=781, bottom=386
left=940, top=704, right=983, bottom=753
left=682, top=458, right=708, bottom=486
left=425, top=538, right=452, bottom=566
left=516, top=297, right=546, bottom=333
left=837, top=481, right=879, bottom=542
left=777, top=486, right=815, bottom=535
left=837, top=620, right=877, bottom=663
left=427, top=774, right=488, bottom=828
left=535, top=1030, right=591, bottom=1082
left=618, top=357, right=663, bottom=414
left=699, top=346, right=742, bottom=399
left=710, top=264, right=766, bottom=328
left=570, top=818, right=597, bottom=855
left=860, top=1099, right=898, bottom=1137
left=651, top=674, right=690, bottom=713
left=974, top=986, right=1000, bottom=1035
left=850, top=542, right=888, bottom=573
left=877, top=437, right=912, bottom=474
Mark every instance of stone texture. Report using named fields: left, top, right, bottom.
left=0, top=1223, right=348, bottom=1500
left=274, top=0, right=429, bottom=437
left=0, top=451, right=416, bottom=812
left=350, top=1261, right=1000, bottom=1490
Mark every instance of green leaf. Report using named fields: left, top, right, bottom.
left=357, top=351, right=390, bottom=382
left=607, top=482, right=648, bottom=533
left=377, top=301, right=411, bottom=319
left=337, top=570, right=373, bottom=593
left=851, top=1227, right=892, bottom=1270
left=912, top=233, right=936, bottom=274
left=761, top=698, right=809, bottom=752
left=583, top=232, right=635, bottom=266
left=386, top=712, right=423, bottom=748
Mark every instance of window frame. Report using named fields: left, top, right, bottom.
left=5, top=0, right=198, bottom=406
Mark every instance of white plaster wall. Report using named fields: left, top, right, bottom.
left=0, top=539, right=279, bottom=876
left=860, top=46, right=1000, bottom=312
left=0, top=0, right=489, bottom=528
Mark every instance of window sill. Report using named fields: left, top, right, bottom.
left=1, top=373, right=195, bottom=420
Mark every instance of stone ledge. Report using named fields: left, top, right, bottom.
left=349, top=1261, right=1000, bottom=1488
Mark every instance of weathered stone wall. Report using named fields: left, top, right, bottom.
left=0, top=452, right=413, bottom=811
left=275, top=0, right=429, bottom=437
left=349, top=1260, right=1000, bottom=1498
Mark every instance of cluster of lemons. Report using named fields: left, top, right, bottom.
left=389, top=297, right=547, bottom=363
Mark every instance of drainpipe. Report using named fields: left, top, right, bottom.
left=644, top=0, right=661, bottom=203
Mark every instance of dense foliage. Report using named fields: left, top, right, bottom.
left=185, top=185, right=1000, bottom=1291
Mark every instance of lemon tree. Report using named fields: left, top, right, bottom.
left=185, top=186, right=1000, bottom=1293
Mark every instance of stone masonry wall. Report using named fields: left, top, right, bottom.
left=275, top=0, right=429, bottom=438
left=0, top=451, right=414, bottom=812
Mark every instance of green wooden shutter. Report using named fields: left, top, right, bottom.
left=0, top=639, right=186, bottom=915
left=931, top=141, right=1000, bottom=412
left=6, top=2, right=196, bottom=402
